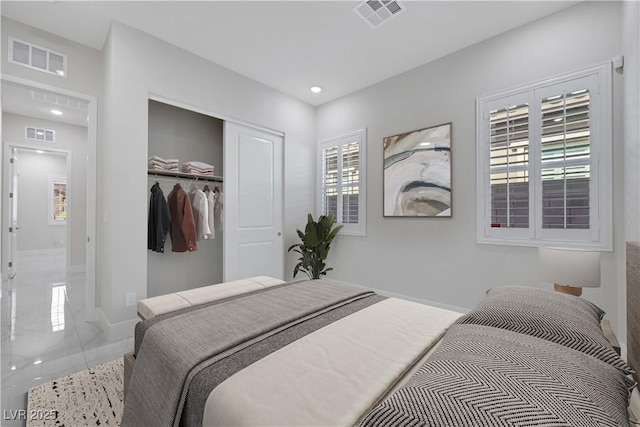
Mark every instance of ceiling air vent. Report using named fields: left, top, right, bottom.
left=25, top=126, right=56, bottom=143
left=354, top=0, right=405, bottom=29
left=31, top=90, right=88, bottom=111
left=8, top=37, right=67, bottom=77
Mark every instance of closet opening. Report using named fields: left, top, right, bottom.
left=147, top=99, right=224, bottom=298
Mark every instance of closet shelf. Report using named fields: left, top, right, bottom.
left=148, top=169, right=223, bottom=183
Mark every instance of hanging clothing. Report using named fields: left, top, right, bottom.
left=214, top=190, right=224, bottom=231
left=205, top=189, right=216, bottom=240
left=147, top=182, right=171, bottom=253
left=167, top=183, right=197, bottom=252
left=189, top=186, right=211, bottom=241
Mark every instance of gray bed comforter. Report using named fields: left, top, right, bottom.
left=121, top=280, right=376, bottom=427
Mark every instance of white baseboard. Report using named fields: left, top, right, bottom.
left=324, top=278, right=470, bottom=314
left=97, top=308, right=137, bottom=341
left=17, top=248, right=65, bottom=256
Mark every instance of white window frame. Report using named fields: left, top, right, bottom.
left=476, top=63, right=612, bottom=250
left=318, top=129, right=367, bottom=236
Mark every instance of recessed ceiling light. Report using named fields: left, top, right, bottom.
left=50, top=109, right=63, bottom=116
left=33, top=359, right=42, bottom=365
left=310, top=86, right=322, bottom=94
left=36, top=150, right=45, bottom=154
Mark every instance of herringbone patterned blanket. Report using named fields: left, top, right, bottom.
left=359, top=324, right=632, bottom=427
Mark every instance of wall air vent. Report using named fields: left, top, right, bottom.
left=8, top=37, right=67, bottom=77
left=354, top=0, right=405, bottom=29
left=25, top=126, right=56, bottom=143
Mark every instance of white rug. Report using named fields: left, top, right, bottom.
left=27, top=358, right=123, bottom=426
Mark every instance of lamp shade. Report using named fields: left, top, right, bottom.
left=539, top=247, right=601, bottom=288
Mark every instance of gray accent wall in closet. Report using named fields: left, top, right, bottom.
left=147, top=100, right=223, bottom=297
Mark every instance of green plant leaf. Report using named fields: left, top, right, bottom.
left=288, top=212, right=344, bottom=280
left=327, top=224, right=344, bottom=241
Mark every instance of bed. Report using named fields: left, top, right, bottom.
left=122, top=248, right=639, bottom=427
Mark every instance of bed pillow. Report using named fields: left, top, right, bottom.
left=358, top=324, right=634, bottom=427
left=454, top=285, right=633, bottom=375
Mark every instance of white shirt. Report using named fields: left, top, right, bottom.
left=205, top=190, right=216, bottom=239
left=189, top=188, right=211, bottom=241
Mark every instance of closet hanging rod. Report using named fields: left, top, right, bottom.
left=147, top=169, right=223, bottom=183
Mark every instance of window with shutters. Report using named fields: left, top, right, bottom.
left=476, top=64, right=612, bottom=249
left=318, top=129, right=367, bottom=236
left=49, top=175, right=67, bottom=225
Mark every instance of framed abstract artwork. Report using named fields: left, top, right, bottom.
left=383, top=122, right=452, bottom=217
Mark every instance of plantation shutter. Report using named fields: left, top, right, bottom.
left=489, top=99, right=530, bottom=229
left=539, top=88, right=591, bottom=230
left=341, top=142, right=360, bottom=224
left=477, top=64, right=610, bottom=249
left=322, top=146, right=338, bottom=219
left=319, top=130, right=367, bottom=236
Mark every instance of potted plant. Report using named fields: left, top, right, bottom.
left=288, top=213, right=343, bottom=280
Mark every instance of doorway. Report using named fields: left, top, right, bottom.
left=6, top=146, right=70, bottom=277
left=1, top=76, right=98, bottom=321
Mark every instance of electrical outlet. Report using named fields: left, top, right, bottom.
left=125, top=292, right=136, bottom=307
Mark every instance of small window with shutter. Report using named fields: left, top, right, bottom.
left=477, top=64, right=612, bottom=249
left=318, top=130, right=367, bottom=236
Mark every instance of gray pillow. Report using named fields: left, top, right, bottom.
left=454, top=286, right=633, bottom=375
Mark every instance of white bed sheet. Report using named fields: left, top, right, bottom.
left=202, top=298, right=462, bottom=427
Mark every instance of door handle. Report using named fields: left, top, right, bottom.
left=277, top=232, right=282, bottom=237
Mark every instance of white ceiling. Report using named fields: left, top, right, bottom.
left=1, top=1, right=579, bottom=106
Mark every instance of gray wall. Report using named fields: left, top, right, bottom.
left=2, top=113, right=87, bottom=268
left=147, top=100, right=224, bottom=297
left=15, top=149, right=67, bottom=251
left=622, top=2, right=640, bottom=353
left=316, top=2, right=628, bottom=334
left=99, top=22, right=316, bottom=331
left=623, top=1, right=640, bottom=244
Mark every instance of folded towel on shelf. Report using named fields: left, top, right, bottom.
left=182, top=161, right=214, bottom=170
left=149, top=156, right=180, bottom=171
left=181, top=161, right=215, bottom=175
left=181, top=168, right=214, bottom=174
left=183, top=169, right=215, bottom=176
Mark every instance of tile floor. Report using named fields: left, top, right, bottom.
left=1, top=250, right=133, bottom=426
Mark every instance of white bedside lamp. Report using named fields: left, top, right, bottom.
left=538, top=247, right=601, bottom=297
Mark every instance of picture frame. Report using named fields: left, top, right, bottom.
left=383, top=122, right=452, bottom=217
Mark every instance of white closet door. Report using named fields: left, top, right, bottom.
left=224, top=121, right=284, bottom=281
